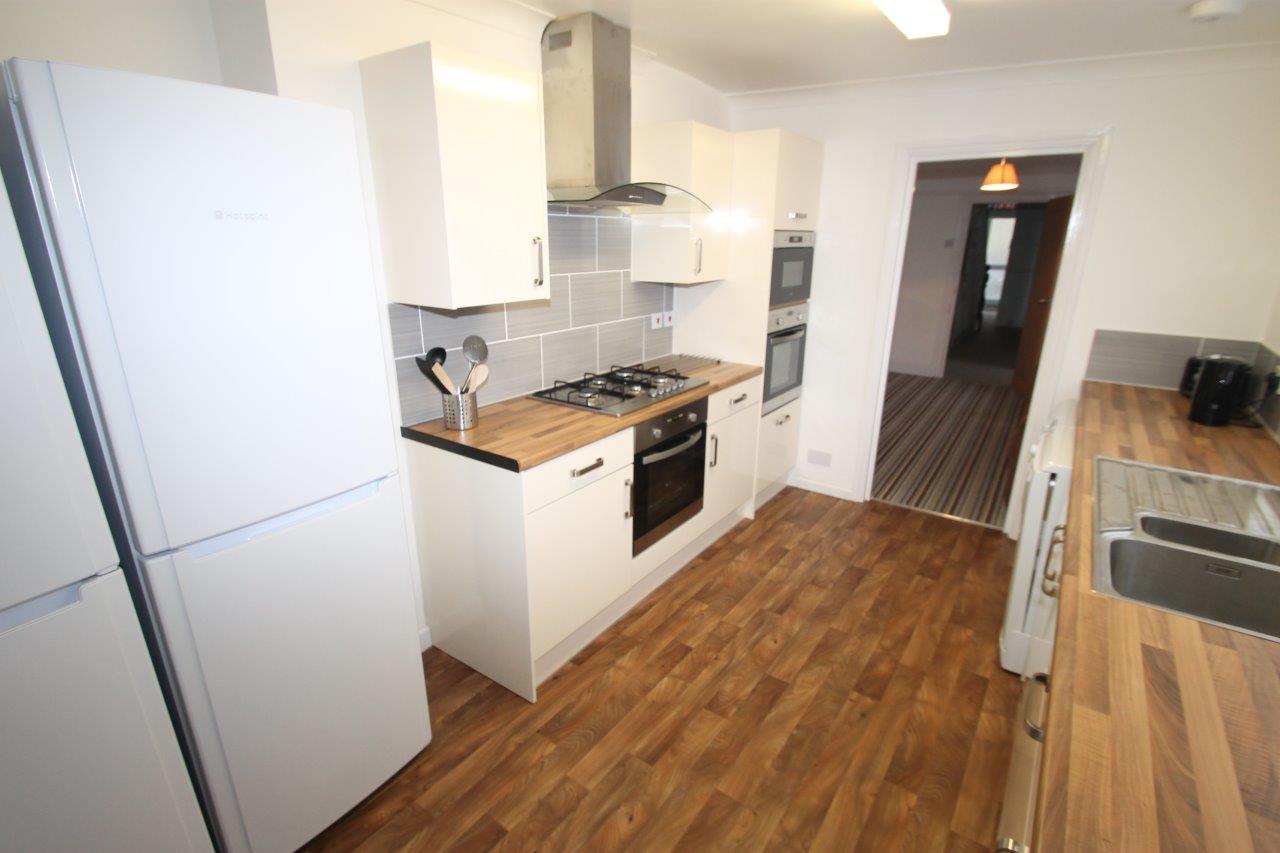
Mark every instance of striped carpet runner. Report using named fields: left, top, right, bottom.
left=872, top=373, right=1029, bottom=527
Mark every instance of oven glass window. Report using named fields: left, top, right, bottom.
left=780, top=259, right=807, bottom=291
left=770, top=340, right=802, bottom=390
left=633, top=427, right=706, bottom=552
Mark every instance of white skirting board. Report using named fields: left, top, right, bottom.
left=418, top=625, right=433, bottom=652
left=532, top=505, right=751, bottom=686
left=785, top=474, right=860, bottom=503
left=754, top=478, right=788, bottom=511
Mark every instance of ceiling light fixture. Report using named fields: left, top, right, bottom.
left=874, top=0, right=951, bottom=39
left=981, top=157, right=1020, bottom=192
left=1189, top=0, right=1246, bottom=23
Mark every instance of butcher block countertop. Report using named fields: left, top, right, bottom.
left=401, top=360, right=762, bottom=472
left=1038, top=381, right=1280, bottom=850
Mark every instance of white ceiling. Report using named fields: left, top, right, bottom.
left=528, top=0, right=1280, bottom=93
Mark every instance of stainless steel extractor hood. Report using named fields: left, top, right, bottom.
left=540, top=13, right=710, bottom=214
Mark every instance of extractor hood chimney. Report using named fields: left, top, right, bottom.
left=540, top=13, right=709, bottom=213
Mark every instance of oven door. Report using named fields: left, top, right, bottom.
left=763, top=325, right=806, bottom=414
left=632, top=426, right=707, bottom=555
left=770, top=245, right=814, bottom=306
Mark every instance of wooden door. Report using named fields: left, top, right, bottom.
left=1012, top=195, right=1073, bottom=396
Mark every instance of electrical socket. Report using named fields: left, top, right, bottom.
left=662, top=311, right=674, bottom=328
left=650, top=312, right=663, bottom=331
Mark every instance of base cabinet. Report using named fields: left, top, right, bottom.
left=406, top=376, right=766, bottom=702
left=527, top=465, right=633, bottom=659
left=757, top=399, right=801, bottom=496
left=706, top=406, right=758, bottom=521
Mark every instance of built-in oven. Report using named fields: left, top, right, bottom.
left=763, top=304, right=806, bottom=414
left=631, top=397, right=708, bottom=555
left=770, top=230, right=815, bottom=307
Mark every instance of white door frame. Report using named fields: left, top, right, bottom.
left=863, top=129, right=1112, bottom=536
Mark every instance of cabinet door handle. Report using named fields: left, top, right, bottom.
left=694, top=235, right=703, bottom=275
left=532, top=235, right=545, bottom=287
left=1042, top=524, right=1067, bottom=583
left=731, top=393, right=748, bottom=405
left=709, top=434, right=719, bottom=468
left=776, top=413, right=791, bottom=426
left=570, top=457, right=603, bottom=478
left=1023, top=673, right=1050, bottom=742
left=624, top=478, right=634, bottom=518
left=787, top=211, right=808, bottom=220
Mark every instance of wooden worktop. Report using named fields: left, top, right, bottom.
left=401, top=361, right=762, bottom=471
left=1037, top=381, right=1280, bottom=850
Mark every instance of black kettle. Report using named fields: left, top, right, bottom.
left=1187, top=355, right=1252, bottom=426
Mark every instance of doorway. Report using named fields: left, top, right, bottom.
left=872, top=154, right=1082, bottom=527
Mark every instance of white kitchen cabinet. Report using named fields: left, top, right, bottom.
left=405, top=384, right=770, bottom=701
left=756, top=398, right=801, bottom=498
left=772, top=130, right=823, bottom=231
left=631, top=121, right=732, bottom=284
left=361, top=42, right=549, bottom=309
left=706, top=406, right=759, bottom=522
left=526, top=465, right=633, bottom=659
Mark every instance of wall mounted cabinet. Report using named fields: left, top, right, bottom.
left=361, top=42, right=549, bottom=309
left=631, top=121, right=732, bottom=284
left=772, top=130, right=823, bottom=231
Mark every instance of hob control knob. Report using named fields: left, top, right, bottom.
left=651, top=427, right=663, bottom=439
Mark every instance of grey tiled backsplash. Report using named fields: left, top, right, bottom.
left=1085, top=329, right=1280, bottom=437
left=390, top=212, right=676, bottom=426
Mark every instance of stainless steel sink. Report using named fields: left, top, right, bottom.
left=1094, top=457, right=1280, bottom=642
left=1139, top=515, right=1280, bottom=566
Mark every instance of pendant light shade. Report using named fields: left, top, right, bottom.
left=981, top=157, right=1020, bottom=192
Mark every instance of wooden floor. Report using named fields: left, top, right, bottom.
left=305, top=489, right=1021, bottom=852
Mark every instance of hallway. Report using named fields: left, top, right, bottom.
left=872, top=373, right=1028, bottom=527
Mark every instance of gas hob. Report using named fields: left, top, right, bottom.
left=528, top=355, right=719, bottom=417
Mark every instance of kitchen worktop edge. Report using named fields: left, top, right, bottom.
left=401, top=361, right=763, bottom=472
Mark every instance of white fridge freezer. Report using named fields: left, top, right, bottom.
left=1, top=174, right=209, bottom=851
left=1, top=60, right=430, bottom=851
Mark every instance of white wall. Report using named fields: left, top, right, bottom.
left=1266, top=287, right=1280, bottom=354
left=887, top=192, right=965, bottom=376
left=633, top=52, right=731, bottom=129
left=730, top=45, right=1280, bottom=506
left=0, top=0, right=222, bottom=83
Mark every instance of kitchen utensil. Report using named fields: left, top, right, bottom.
left=442, top=392, right=478, bottom=430
left=464, top=364, right=489, bottom=394
left=431, top=361, right=458, bottom=395
left=415, top=355, right=449, bottom=394
left=461, top=335, right=488, bottom=393
left=426, top=346, right=447, bottom=368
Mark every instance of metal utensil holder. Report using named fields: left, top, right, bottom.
left=442, top=392, right=478, bottom=431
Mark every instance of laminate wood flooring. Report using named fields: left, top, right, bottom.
left=305, top=489, right=1021, bottom=852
